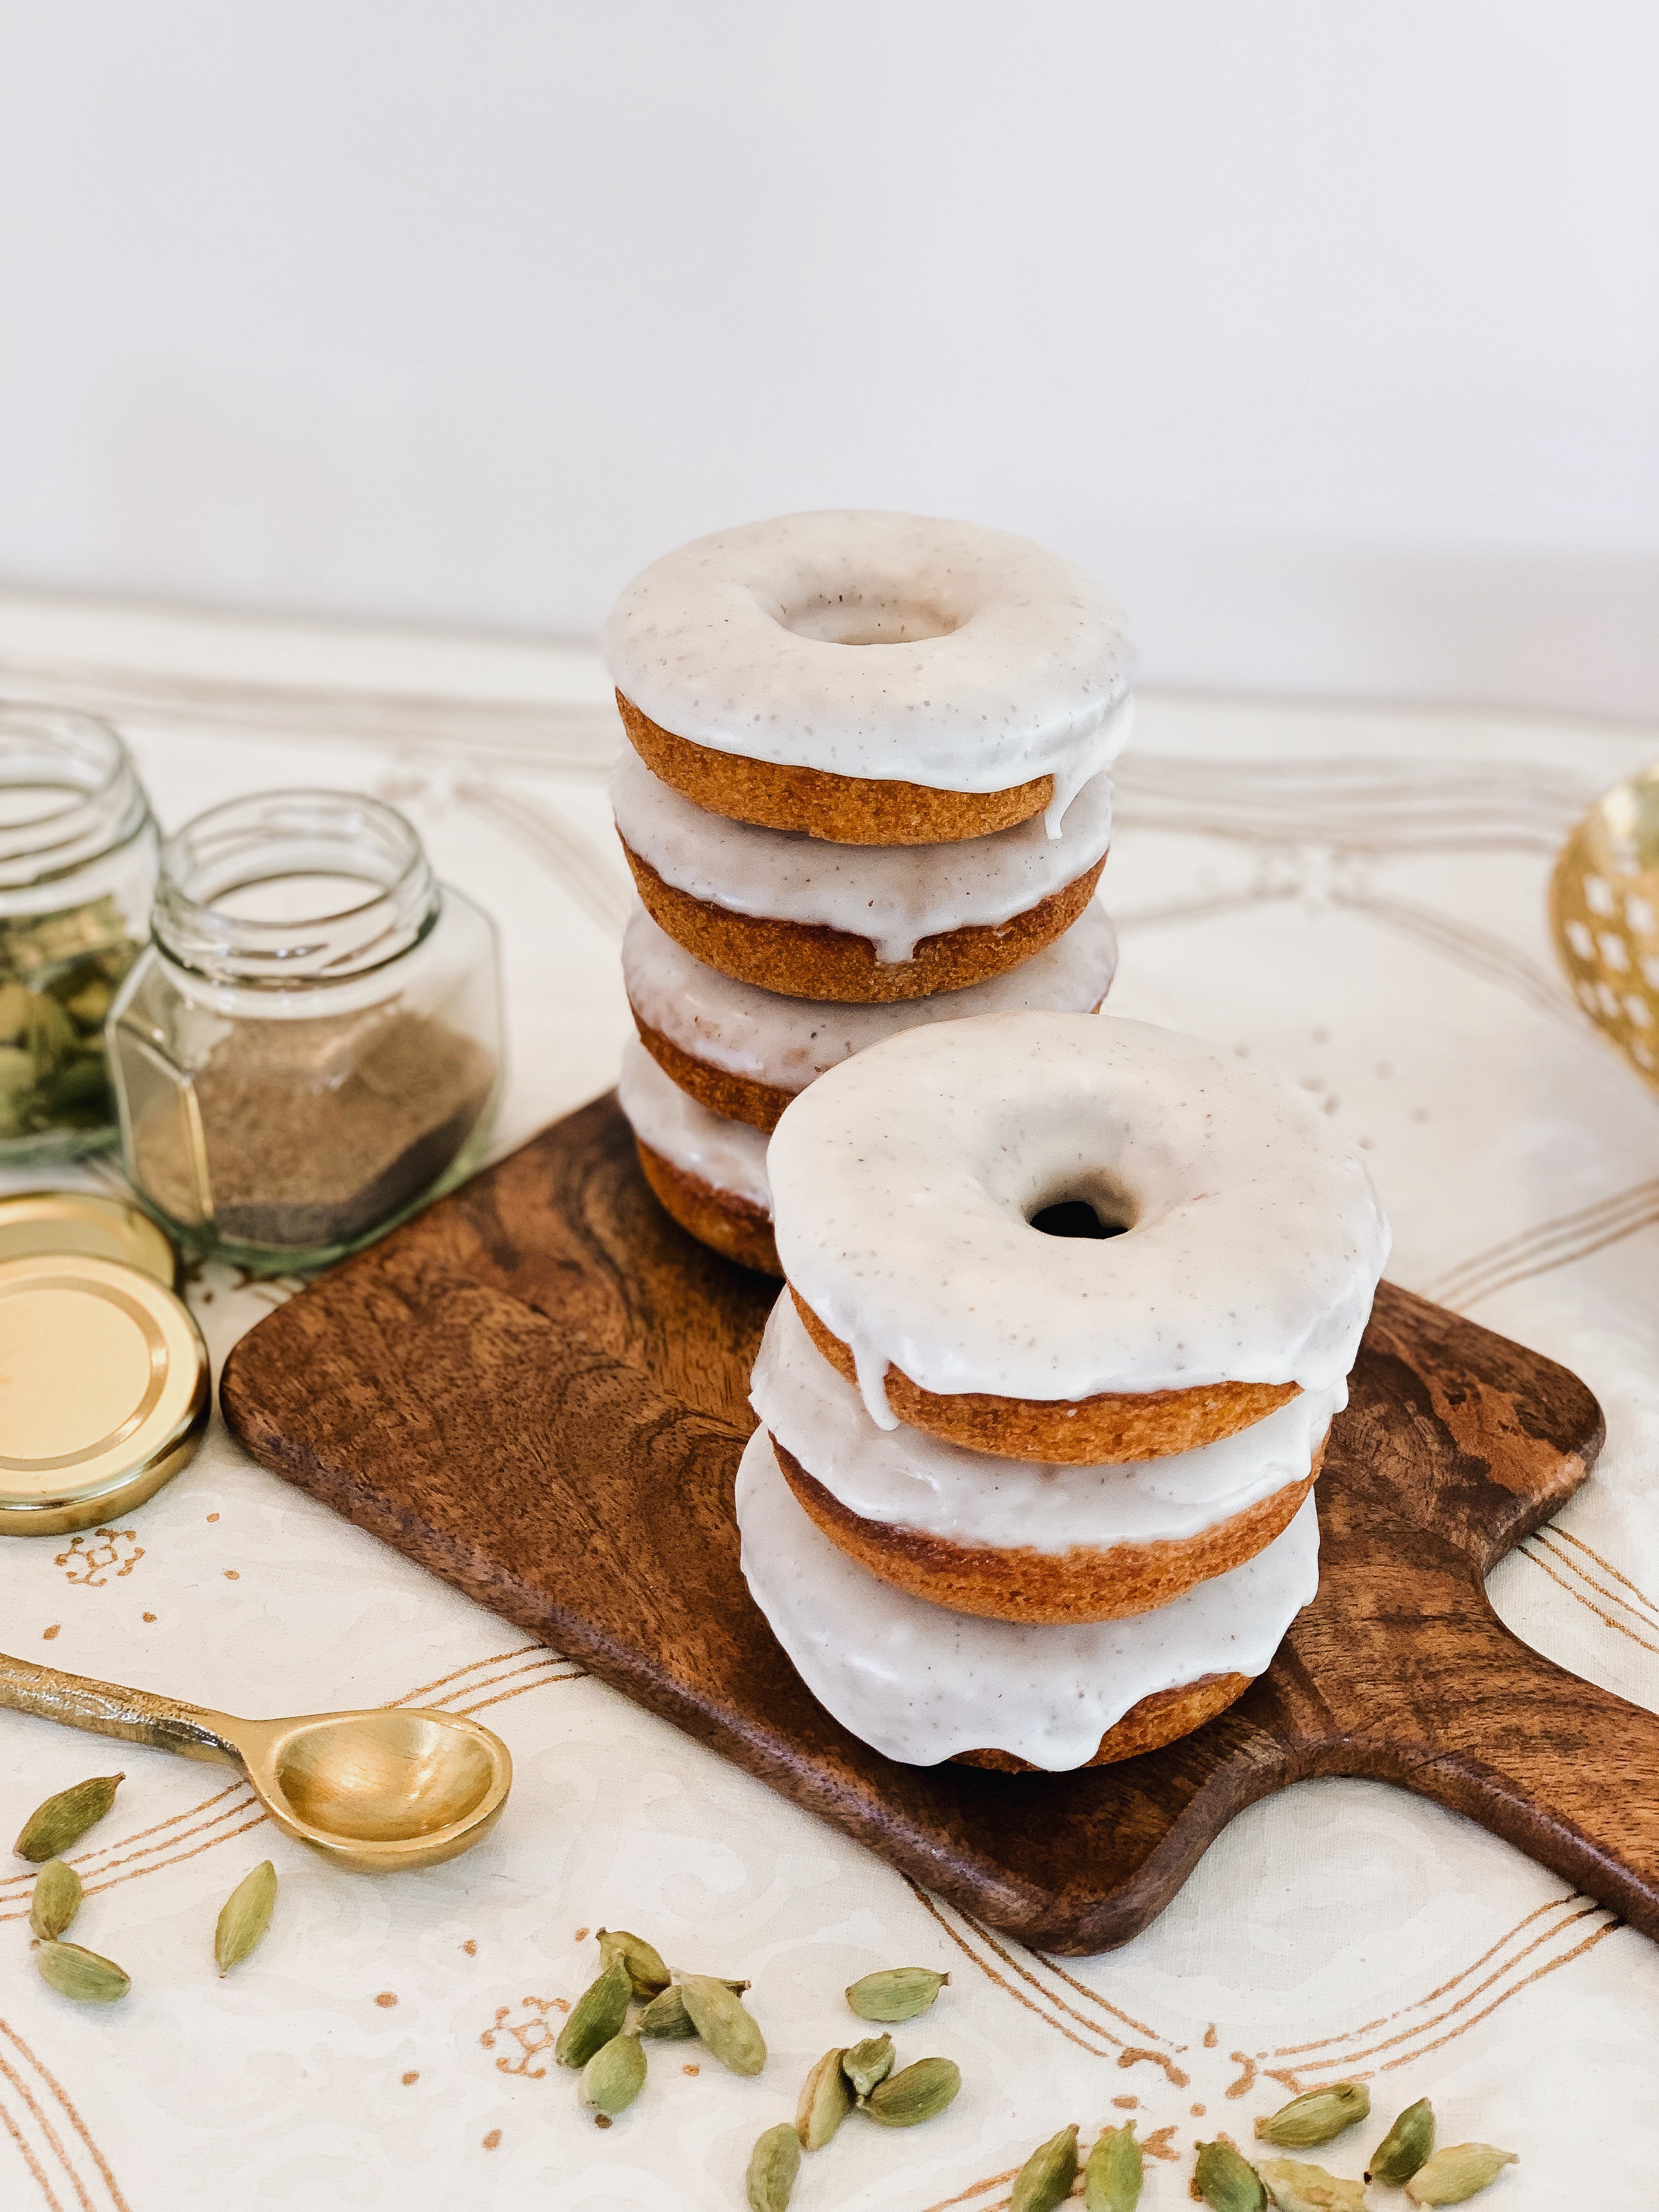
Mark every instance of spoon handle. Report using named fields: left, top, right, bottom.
left=0, top=1651, right=241, bottom=1765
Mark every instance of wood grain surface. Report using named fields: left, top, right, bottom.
left=221, top=1093, right=1658, bottom=1956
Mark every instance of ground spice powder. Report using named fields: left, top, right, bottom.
left=136, top=1002, right=496, bottom=1251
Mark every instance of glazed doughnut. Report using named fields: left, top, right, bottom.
left=768, top=1012, right=1390, bottom=1463
left=616, top=1037, right=780, bottom=1275
left=611, top=749, right=1111, bottom=1003
left=603, top=511, right=1133, bottom=846
left=750, top=1291, right=1336, bottom=1623
left=736, top=1426, right=1319, bottom=1770
left=622, top=901, right=1118, bottom=1134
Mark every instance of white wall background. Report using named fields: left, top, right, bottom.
left=1, top=1, right=1656, bottom=715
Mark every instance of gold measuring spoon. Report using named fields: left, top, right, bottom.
left=0, top=1651, right=512, bottom=1872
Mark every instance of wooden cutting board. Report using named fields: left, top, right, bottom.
left=219, top=1092, right=1659, bottom=1956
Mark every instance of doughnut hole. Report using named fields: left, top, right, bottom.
left=1029, top=1198, right=1126, bottom=1240
left=777, top=587, right=966, bottom=647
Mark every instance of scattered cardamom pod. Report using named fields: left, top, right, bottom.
left=215, top=1860, right=278, bottom=1976
left=1255, top=2082, right=1370, bottom=2148
left=1404, top=2144, right=1517, bottom=2205
left=840, top=2032, right=895, bottom=2100
left=1011, top=2123, right=1079, bottom=2212
left=13, top=1773, right=124, bottom=1863
left=597, top=1927, right=670, bottom=2000
left=636, top=1974, right=749, bottom=2039
left=29, top=1859, right=83, bottom=1942
left=796, top=2045, right=852, bottom=2150
left=35, top=1939, right=131, bottom=2004
left=676, top=1972, right=766, bottom=2075
left=1255, top=2156, right=1366, bottom=2210
left=1193, top=2140, right=1268, bottom=2212
left=555, top=1957, right=632, bottom=2068
left=862, top=2055, right=961, bottom=2128
left=1086, top=2121, right=1143, bottom=2211
left=1369, top=2098, right=1436, bottom=2186
left=746, top=2120, right=802, bottom=2212
left=580, top=2029, right=646, bottom=2117
left=637, top=1984, right=698, bottom=2039
left=845, top=1966, right=949, bottom=2022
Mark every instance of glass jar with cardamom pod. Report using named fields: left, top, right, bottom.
left=110, top=790, right=502, bottom=1272
left=0, top=706, right=158, bottom=1161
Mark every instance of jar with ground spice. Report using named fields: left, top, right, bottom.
left=0, top=706, right=158, bottom=1161
left=109, top=791, right=501, bottom=1271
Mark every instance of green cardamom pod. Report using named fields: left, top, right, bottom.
left=29, top=1859, right=83, bottom=1942
left=1255, top=2082, right=1370, bottom=2148
left=13, top=1773, right=125, bottom=1863
left=215, top=1860, right=278, bottom=1976
left=795, top=2046, right=852, bottom=2150
left=555, top=1957, right=633, bottom=2068
left=1404, top=2144, right=1517, bottom=2205
left=636, top=1974, right=749, bottom=2039
left=596, top=1927, right=670, bottom=2000
left=1085, top=2121, right=1143, bottom=2211
left=862, top=2055, right=961, bottom=2129
left=676, top=1972, right=766, bottom=2075
left=1255, top=2156, right=1367, bottom=2210
left=845, top=1966, right=949, bottom=2022
left=637, top=1984, right=698, bottom=2039
left=580, top=2030, right=647, bottom=2117
left=35, top=1939, right=131, bottom=2004
left=746, top=2121, right=802, bottom=2212
left=1369, top=2098, right=1436, bottom=2186
left=1011, top=2123, right=1079, bottom=2212
left=840, top=2033, right=894, bottom=2100
left=1193, top=2140, right=1268, bottom=2212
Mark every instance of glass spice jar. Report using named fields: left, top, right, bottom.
left=109, top=789, right=503, bottom=1272
left=0, top=705, right=159, bottom=1161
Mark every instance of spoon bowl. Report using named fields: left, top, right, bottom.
left=251, top=1707, right=511, bottom=1865
left=0, top=1652, right=514, bottom=1874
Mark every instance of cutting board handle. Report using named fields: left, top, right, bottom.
left=1365, top=1603, right=1659, bottom=1933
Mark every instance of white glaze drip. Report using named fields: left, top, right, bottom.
left=749, top=1291, right=1340, bottom=1554
left=768, top=1012, right=1391, bottom=1415
left=616, top=1037, right=771, bottom=1212
left=611, top=750, right=1113, bottom=965
left=602, top=511, right=1135, bottom=833
left=736, top=1427, right=1320, bottom=1769
left=622, top=900, right=1118, bottom=1098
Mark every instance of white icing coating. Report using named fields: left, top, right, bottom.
left=616, top=1037, right=771, bottom=1212
left=749, top=1291, right=1341, bottom=1555
left=737, top=1427, right=1319, bottom=1768
left=768, top=1012, right=1391, bottom=1426
left=602, top=511, right=1135, bottom=833
left=622, top=900, right=1119, bottom=1096
left=611, top=750, right=1113, bottom=966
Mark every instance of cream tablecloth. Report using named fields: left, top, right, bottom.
left=1, top=591, right=1656, bottom=2210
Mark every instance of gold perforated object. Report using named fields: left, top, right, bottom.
left=1550, top=764, right=1659, bottom=1092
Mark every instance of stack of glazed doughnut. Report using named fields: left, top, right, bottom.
left=604, top=511, right=1133, bottom=1273
left=736, top=1011, right=1392, bottom=1773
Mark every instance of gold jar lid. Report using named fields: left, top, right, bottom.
left=0, top=1189, right=179, bottom=1287
left=0, top=1251, right=209, bottom=1536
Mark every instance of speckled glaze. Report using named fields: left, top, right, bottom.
left=767, top=1012, right=1391, bottom=1427
left=749, top=1293, right=1340, bottom=1554
left=611, top=751, right=1113, bottom=966
left=622, top=901, right=1118, bottom=1093
left=616, top=1037, right=770, bottom=1211
left=602, top=511, right=1134, bottom=832
left=736, top=1427, right=1320, bottom=1768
